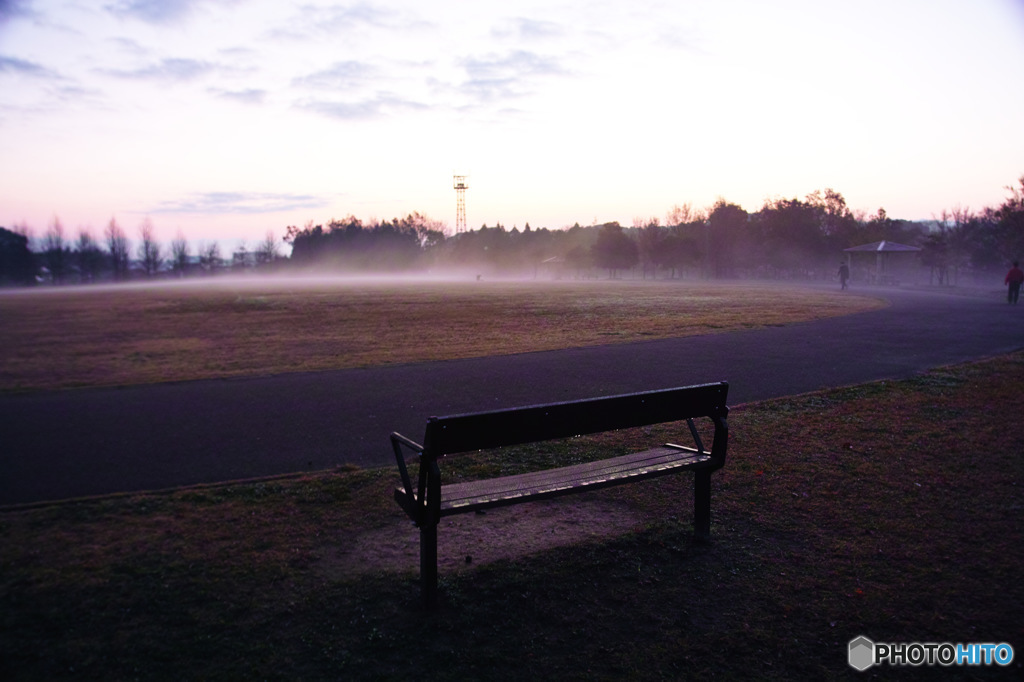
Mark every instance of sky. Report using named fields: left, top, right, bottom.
left=2, top=0, right=1023, bottom=251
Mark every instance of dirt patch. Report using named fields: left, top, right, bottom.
left=317, top=495, right=642, bottom=579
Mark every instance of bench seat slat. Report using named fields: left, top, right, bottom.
left=443, top=445, right=706, bottom=498
left=395, top=445, right=711, bottom=517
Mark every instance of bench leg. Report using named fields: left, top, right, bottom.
left=419, top=458, right=442, bottom=610
left=694, top=470, right=711, bottom=541
left=421, top=522, right=438, bottom=610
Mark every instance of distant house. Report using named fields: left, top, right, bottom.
left=172, top=255, right=206, bottom=277
left=232, top=250, right=258, bottom=269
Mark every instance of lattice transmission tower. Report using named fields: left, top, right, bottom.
left=453, top=175, right=468, bottom=234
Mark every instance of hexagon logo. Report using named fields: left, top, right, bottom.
left=848, top=636, right=875, bottom=671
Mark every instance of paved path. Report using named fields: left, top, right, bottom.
left=3, top=284, right=1023, bottom=506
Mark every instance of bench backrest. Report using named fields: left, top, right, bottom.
left=422, top=381, right=728, bottom=458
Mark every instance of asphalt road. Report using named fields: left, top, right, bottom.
left=3, top=284, right=1023, bottom=506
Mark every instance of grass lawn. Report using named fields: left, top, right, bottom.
left=2, top=352, right=1021, bottom=680
left=0, top=277, right=882, bottom=391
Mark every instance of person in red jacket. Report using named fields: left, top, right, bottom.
left=1005, top=261, right=1024, bottom=304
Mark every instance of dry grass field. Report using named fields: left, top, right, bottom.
left=0, top=277, right=883, bottom=392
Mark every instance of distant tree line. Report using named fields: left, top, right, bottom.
left=0, top=217, right=282, bottom=286
left=281, top=179, right=1024, bottom=283
left=3, top=178, right=1023, bottom=286
left=285, top=212, right=446, bottom=271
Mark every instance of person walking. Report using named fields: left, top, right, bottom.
left=1005, top=261, right=1024, bottom=304
left=838, top=262, right=850, bottom=290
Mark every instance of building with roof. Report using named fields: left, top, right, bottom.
left=842, top=241, right=922, bottom=285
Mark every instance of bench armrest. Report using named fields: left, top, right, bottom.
left=390, top=432, right=423, bottom=508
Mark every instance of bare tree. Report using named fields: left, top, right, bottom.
left=666, top=203, right=703, bottom=227
left=11, top=220, right=33, bottom=250
left=170, top=230, right=189, bottom=276
left=199, top=241, right=221, bottom=273
left=255, top=230, right=279, bottom=266
left=923, top=210, right=953, bottom=286
left=925, top=206, right=975, bottom=286
left=946, top=205, right=975, bottom=285
left=43, top=216, right=67, bottom=284
left=105, top=217, right=130, bottom=281
left=137, top=218, right=161, bottom=277
left=232, top=239, right=249, bottom=270
left=75, top=228, right=104, bottom=283
left=806, top=188, right=856, bottom=243
left=664, top=204, right=708, bottom=278
left=635, top=218, right=664, bottom=280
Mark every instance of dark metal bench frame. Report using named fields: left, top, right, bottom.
left=391, top=381, right=729, bottom=609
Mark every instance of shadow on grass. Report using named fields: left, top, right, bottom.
left=3, top=354, right=1024, bottom=680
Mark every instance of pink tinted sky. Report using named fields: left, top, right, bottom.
left=1, top=0, right=1023, bottom=252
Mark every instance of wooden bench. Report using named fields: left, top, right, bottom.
left=391, top=381, right=729, bottom=608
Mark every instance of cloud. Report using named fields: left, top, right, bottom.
left=0, top=0, right=34, bottom=23
left=101, top=57, right=215, bottom=82
left=298, top=99, right=378, bottom=119
left=462, top=50, right=564, bottom=80
left=491, top=17, right=564, bottom=42
left=293, top=60, right=376, bottom=90
left=105, top=0, right=201, bottom=24
left=219, top=46, right=260, bottom=59
left=107, top=36, right=151, bottom=55
left=298, top=92, right=426, bottom=120
left=652, top=23, right=707, bottom=54
left=458, top=50, right=566, bottom=102
left=53, top=84, right=106, bottom=104
left=151, top=192, right=330, bottom=215
left=209, top=87, right=266, bottom=104
left=308, top=2, right=393, bottom=30
left=0, top=56, right=99, bottom=116
left=0, top=54, right=56, bottom=78
left=271, top=2, right=428, bottom=42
